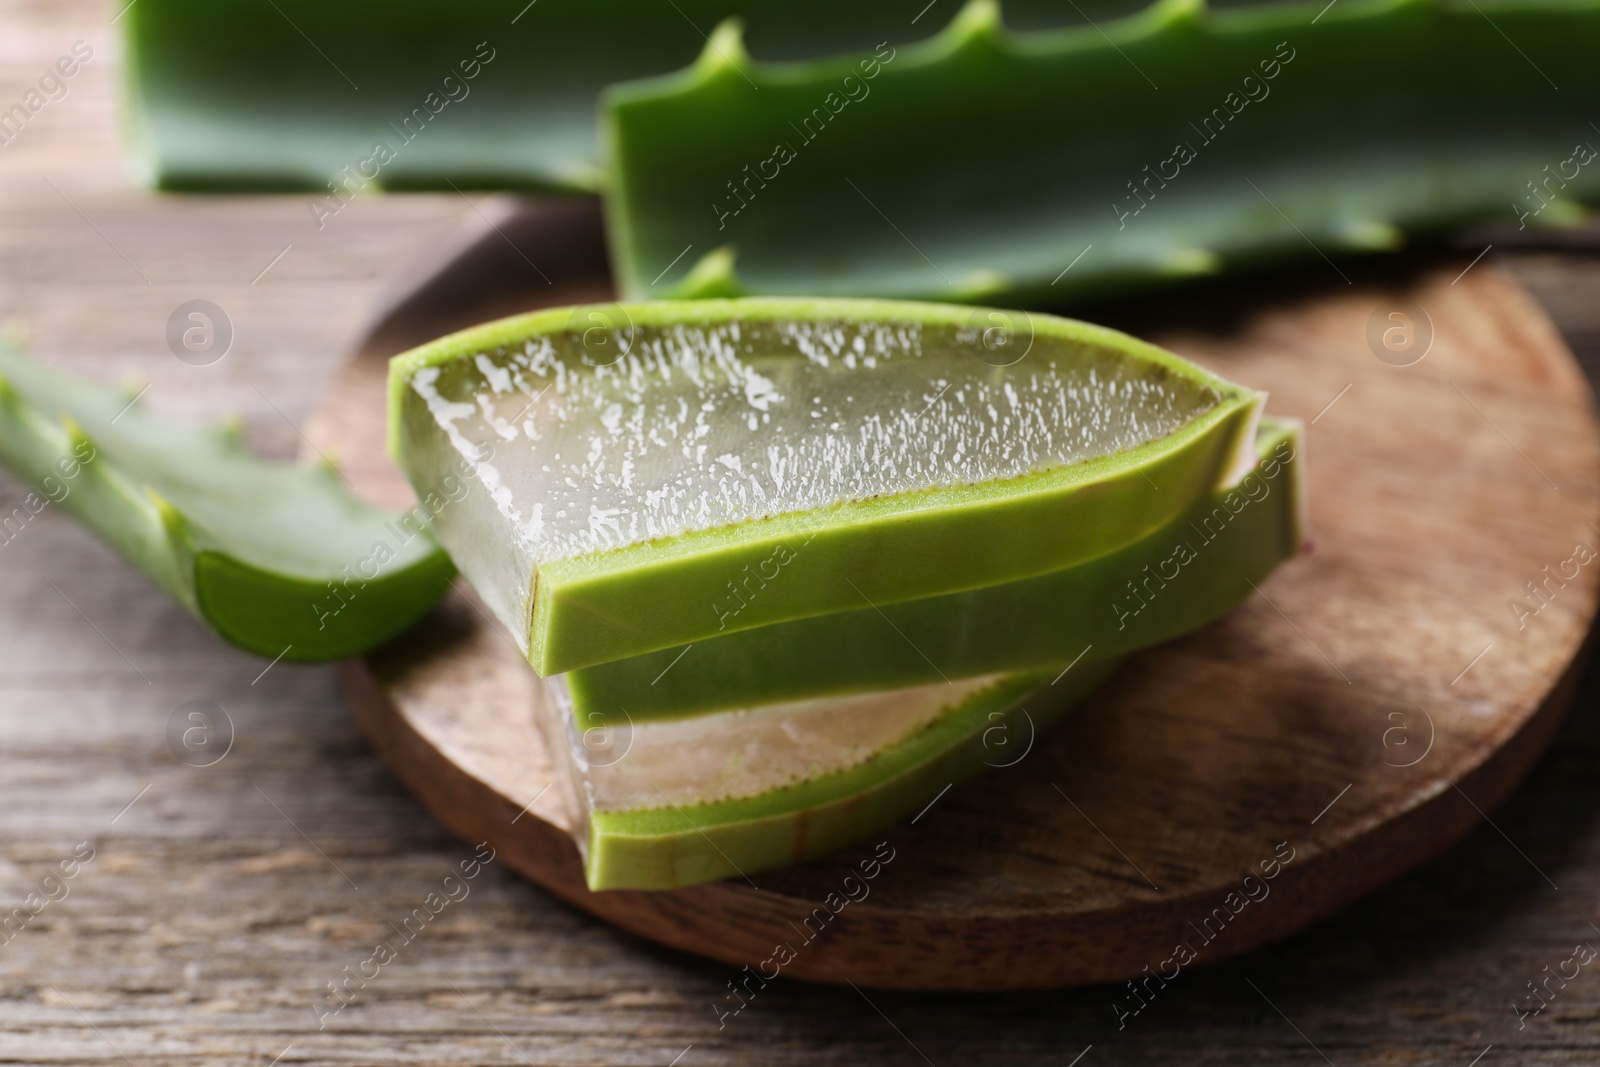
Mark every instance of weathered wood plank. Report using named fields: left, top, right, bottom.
left=4, top=0, right=1600, bottom=1062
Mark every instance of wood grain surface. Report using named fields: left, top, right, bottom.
left=318, top=213, right=1600, bottom=989
left=7, top=0, right=1600, bottom=1060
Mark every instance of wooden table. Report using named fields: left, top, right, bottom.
left=5, top=1, right=1600, bottom=1062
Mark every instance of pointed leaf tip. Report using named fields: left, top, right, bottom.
left=695, top=18, right=753, bottom=83
left=1149, top=0, right=1208, bottom=28
left=217, top=412, right=246, bottom=447
left=946, top=0, right=1004, bottom=42
left=145, top=487, right=193, bottom=545
left=119, top=373, right=148, bottom=403
left=668, top=246, right=746, bottom=300
left=1160, top=247, right=1221, bottom=277
left=1541, top=199, right=1589, bottom=228
left=951, top=268, right=1012, bottom=303
left=1339, top=220, right=1405, bottom=251
left=61, top=416, right=99, bottom=458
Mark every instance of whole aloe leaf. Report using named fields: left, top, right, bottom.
left=388, top=298, right=1263, bottom=676
left=604, top=0, right=1600, bottom=305
left=566, top=417, right=1303, bottom=721
left=122, top=0, right=1177, bottom=193
left=0, top=349, right=454, bottom=661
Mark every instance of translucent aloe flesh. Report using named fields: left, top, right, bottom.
left=605, top=0, right=1600, bottom=305
left=120, top=0, right=1236, bottom=192
left=568, top=417, right=1302, bottom=720
left=0, top=349, right=455, bottom=661
left=388, top=299, right=1261, bottom=675
left=537, top=656, right=1122, bottom=890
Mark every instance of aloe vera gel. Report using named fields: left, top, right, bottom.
left=391, top=298, right=1261, bottom=674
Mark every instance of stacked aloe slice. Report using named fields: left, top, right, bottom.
left=389, top=299, right=1306, bottom=889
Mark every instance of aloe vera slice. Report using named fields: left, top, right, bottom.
left=605, top=0, right=1600, bottom=305
left=567, top=417, right=1302, bottom=720
left=0, top=349, right=454, bottom=661
left=120, top=0, right=1183, bottom=192
left=540, top=657, right=1122, bottom=890
left=389, top=298, right=1261, bottom=675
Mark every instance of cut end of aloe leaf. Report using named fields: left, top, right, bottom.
left=388, top=298, right=1263, bottom=675
left=536, top=658, right=1121, bottom=892
left=0, top=347, right=455, bottom=661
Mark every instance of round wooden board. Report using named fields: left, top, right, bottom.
left=309, top=197, right=1600, bottom=990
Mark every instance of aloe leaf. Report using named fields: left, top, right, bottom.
left=389, top=298, right=1262, bottom=675
left=544, top=657, right=1123, bottom=891
left=604, top=0, right=1600, bottom=305
left=0, top=349, right=454, bottom=661
left=121, top=0, right=1173, bottom=193
left=567, top=417, right=1302, bottom=721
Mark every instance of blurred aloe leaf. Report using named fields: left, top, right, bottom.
left=122, top=0, right=1217, bottom=193
left=0, top=347, right=454, bottom=661
left=603, top=0, right=1600, bottom=305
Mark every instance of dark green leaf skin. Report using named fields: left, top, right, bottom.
left=0, top=348, right=454, bottom=662
left=192, top=552, right=457, bottom=661
left=570, top=417, right=1303, bottom=721
left=604, top=0, right=1600, bottom=306
left=120, top=0, right=1174, bottom=193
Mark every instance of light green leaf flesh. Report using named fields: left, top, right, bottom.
left=0, top=349, right=454, bottom=661
left=389, top=298, right=1262, bottom=675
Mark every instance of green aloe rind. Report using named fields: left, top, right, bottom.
left=119, top=0, right=1181, bottom=193
left=388, top=298, right=1263, bottom=676
left=604, top=0, right=1600, bottom=305
left=580, top=420, right=1301, bottom=890
left=567, top=416, right=1304, bottom=721
left=0, top=348, right=454, bottom=661
left=583, top=658, right=1122, bottom=891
